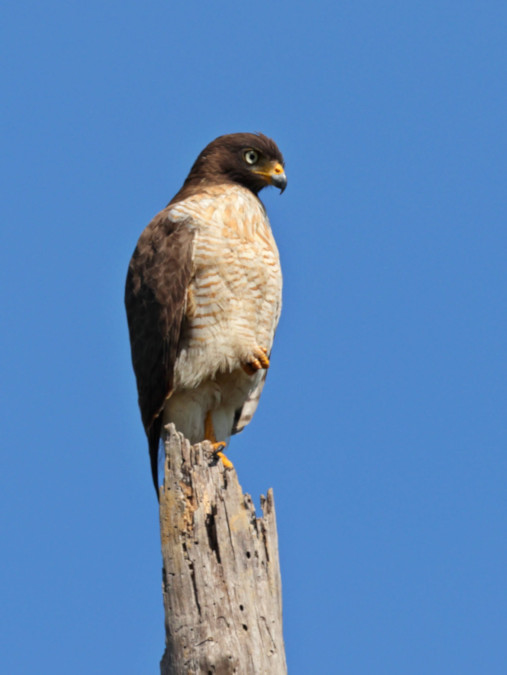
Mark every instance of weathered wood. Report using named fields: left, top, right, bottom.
left=159, top=424, right=287, bottom=675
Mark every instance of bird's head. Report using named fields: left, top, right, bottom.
left=184, top=132, right=287, bottom=195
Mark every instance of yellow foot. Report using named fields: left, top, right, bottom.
left=212, top=442, right=233, bottom=469
left=204, top=411, right=234, bottom=469
left=242, top=346, right=270, bottom=376
left=211, top=441, right=226, bottom=452
left=216, top=450, right=234, bottom=469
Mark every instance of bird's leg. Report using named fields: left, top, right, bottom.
left=204, top=411, right=233, bottom=469
left=242, top=346, right=270, bottom=376
left=204, top=410, right=225, bottom=451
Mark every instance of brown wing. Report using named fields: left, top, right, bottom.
left=125, top=208, right=194, bottom=492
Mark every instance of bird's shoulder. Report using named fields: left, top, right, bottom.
left=126, top=206, right=194, bottom=306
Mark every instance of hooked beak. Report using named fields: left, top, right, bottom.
left=252, top=161, right=287, bottom=193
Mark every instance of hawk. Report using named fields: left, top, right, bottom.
left=125, top=133, right=286, bottom=493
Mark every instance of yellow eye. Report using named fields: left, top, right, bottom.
left=243, top=149, right=259, bottom=165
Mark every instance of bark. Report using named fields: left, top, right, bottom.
left=159, top=424, right=287, bottom=675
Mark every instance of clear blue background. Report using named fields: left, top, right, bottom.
left=2, top=2, right=506, bottom=673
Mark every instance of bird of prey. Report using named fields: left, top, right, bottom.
left=125, top=133, right=286, bottom=493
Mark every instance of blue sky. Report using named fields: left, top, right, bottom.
left=2, top=2, right=506, bottom=673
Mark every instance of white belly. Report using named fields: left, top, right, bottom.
left=162, top=368, right=265, bottom=444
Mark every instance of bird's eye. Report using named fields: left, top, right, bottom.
left=243, top=149, right=259, bottom=165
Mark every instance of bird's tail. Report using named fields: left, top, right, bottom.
left=148, top=418, right=163, bottom=501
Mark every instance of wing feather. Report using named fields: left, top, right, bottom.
left=232, top=371, right=268, bottom=435
left=125, top=208, right=194, bottom=491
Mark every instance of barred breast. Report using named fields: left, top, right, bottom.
left=162, top=184, right=282, bottom=444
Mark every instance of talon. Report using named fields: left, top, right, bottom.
left=216, top=450, right=234, bottom=469
left=204, top=411, right=233, bottom=468
left=242, top=362, right=256, bottom=376
left=242, top=346, right=270, bottom=375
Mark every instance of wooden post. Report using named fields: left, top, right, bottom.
left=159, top=425, right=287, bottom=675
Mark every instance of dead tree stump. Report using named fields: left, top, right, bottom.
left=159, top=424, right=287, bottom=675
